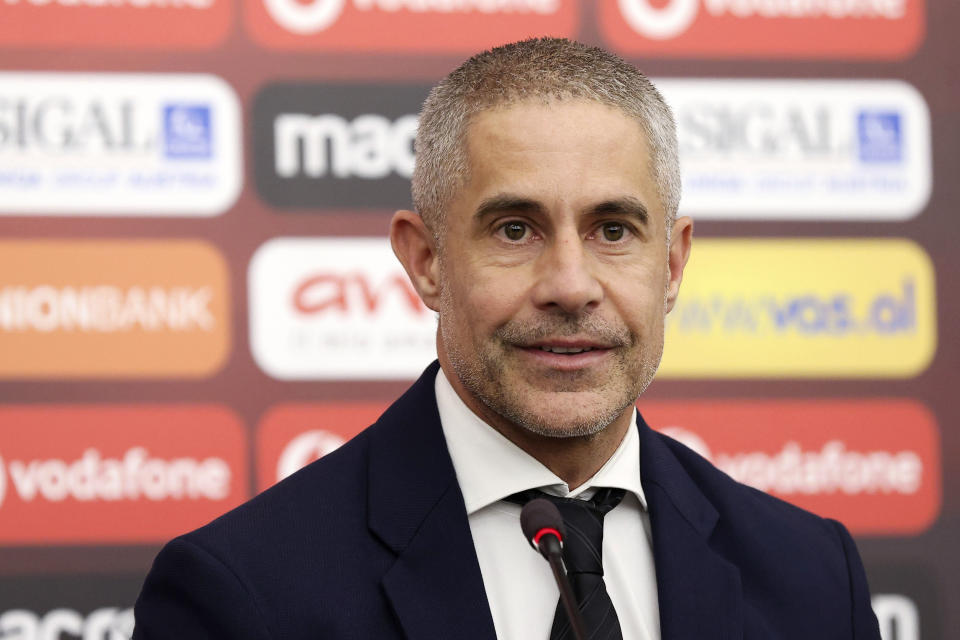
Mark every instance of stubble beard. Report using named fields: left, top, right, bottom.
left=439, top=289, right=664, bottom=440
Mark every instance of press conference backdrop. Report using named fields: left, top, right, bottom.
left=0, top=1, right=956, bottom=638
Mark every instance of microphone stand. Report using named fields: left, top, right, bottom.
left=539, top=534, right=588, bottom=640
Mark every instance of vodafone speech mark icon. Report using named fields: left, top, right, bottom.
left=0, top=0, right=232, bottom=49
left=602, top=0, right=924, bottom=58
left=0, top=240, right=231, bottom=379
left=0, top=406, right=247, bottom=544
left=257, top=403, right=387, bottom=490
left=249, top=237, right=436, bottom=380
left=640, top=399, right=940, bottom=535
left=246, top=0, right=578, bottom=52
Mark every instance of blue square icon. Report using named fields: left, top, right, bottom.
left=857, top=111, right=902, bottom=163
left=163, top=104, right=212, bottom=159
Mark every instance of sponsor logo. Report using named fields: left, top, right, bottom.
left=642, top=400, right=940, bottom=535
left=0, top=73, right=241, bottom=217
left=0, top=240, right=230, bottom=379
left=601, top=0, right=924, bottom=58
left=865, top=564, right=940, bottom=640
left=253, top=83, right=427, bottom=210
left=256, top=403, right=387, bottom=490
left=0, top=606, right=133, bottom=640
left=249, top=237, right=436, bottom=379
left=659, top=239, right=936, bottom=378
left=245, top=0, right=578, bottom=52
left=0, top=574, right=144, bottom=640
left=657, top=79, right=931, bottom=220
left=0, top=406, right=247, bottom=544
left=0, top=0, right=231, bottom=49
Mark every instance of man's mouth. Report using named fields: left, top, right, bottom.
left=537, top=346, right=596, bottom=354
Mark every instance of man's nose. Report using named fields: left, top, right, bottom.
left=530, top=234, right=603, bottom=314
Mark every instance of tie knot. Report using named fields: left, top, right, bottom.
left=508, top=487, right=626, bottom=576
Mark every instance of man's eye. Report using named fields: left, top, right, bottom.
left=601, top=223, right=625, bottom=242
left=501, top=222, right=527, bottom=241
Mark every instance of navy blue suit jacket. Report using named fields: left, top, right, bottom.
left=133, top=362, right=880, bottom=639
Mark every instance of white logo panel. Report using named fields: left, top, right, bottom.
left=657, top=79, right=931, bottom=220
left=0, top=73, right=242, bottom=216
left=249, top=237, right=437, bottom=380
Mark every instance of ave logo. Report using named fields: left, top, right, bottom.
left=249, top=237, right=437, bottom=380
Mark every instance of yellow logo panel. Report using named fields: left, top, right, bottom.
left=660, top=239, right=936, bottom=378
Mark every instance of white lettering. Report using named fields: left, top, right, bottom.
left=4, top=448, right=231, bottom=504
left=0, top=608, right=134, bottom=640
left=702, top=0, right=905, bottom=19
left=274, top=113, right=417, bottom=180
left=0, top=286, right=215, bottom=333
left=872, top=594, right=919, bottom=640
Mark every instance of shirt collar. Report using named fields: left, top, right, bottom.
left=435, top=367, right=647, bottom=514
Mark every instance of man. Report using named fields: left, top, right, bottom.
left=133, top=38, right=880, bottom=639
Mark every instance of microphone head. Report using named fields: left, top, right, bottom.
left=519, top=498, right=565, bottom=550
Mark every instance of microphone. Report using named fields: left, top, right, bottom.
left=519, top=498, right=588, bottom=640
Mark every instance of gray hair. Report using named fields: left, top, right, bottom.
left=411, top=37, right=681, bottom=238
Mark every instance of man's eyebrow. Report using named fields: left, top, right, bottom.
left=473, top=195, right=545, bottom=220
left=588, top=197, right=650, bottom=226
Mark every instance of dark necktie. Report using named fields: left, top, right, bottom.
left=509, top=487, right=627, bottom=640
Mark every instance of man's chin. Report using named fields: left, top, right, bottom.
left=493, top=389, right=632, bottom=440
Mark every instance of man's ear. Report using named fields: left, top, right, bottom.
left=390, top=209, right=441, bottom=312
left=665, top=215, right=693, bottom=313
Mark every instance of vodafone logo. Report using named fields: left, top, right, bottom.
left=618, top=0, right=699, bottom=39
left=0, top=405, right=247, bottom=544
left=264, top=0, right=345, bottom=34
left=643, top=400, right=941, bottom=535
left=602, top=0, right=924, bottom=58
left=276, top=430, right=345, bottom=482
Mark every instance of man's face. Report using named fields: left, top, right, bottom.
left=435, top=99, right=686, bottom=439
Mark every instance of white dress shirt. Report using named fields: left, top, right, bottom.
left=435, top=370, right=661, bottom=640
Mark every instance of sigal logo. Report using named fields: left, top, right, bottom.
left=0, top=240, right=230, bottom=379
left=0, top=0, right=231, bottom=49
left=659, top=239, right=936, bottom=378
left=245, top=0, right=577, bottom=52
left=0, top=406, right=247, bottom=544
left=254, top=83, right=426, bottom=210
left=642, top=399, right=941, bottom=535
left=656, top=79, right=931, bottom=220
left=601, top=0, right=924, bottom=58
left=249, top=237, right=436, bottom=380
left=0, top=73, right=241, bottom=217
left=257, top=403, right=387, bottom=490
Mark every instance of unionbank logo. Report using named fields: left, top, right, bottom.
left=0, top=73, right=241, bottom=217
left=601, top=0, right=924, bottom=58
left=0, top=0, right=231, bottom=49
left=253, top=83, right=427, bottom=210
left=660, top=239, right=936, bottom=378
left=246, top=0, right=577, bottom=52
left=256, top=403, right=387, bottom=490
left=0, top=406, right=247, bottom=543
left=0, top=240, right=230, bottom=379
left=642, top=399, right=941, bottom=535
left=656, top=79, right=931, bottom=220
left=249, top=237, right=435, bottom=379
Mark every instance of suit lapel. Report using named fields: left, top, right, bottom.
left=638, top=416, right=744, bottom=640
left=367, top=362, right=497, bottom=640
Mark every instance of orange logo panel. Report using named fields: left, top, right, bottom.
left=0, top=240, right=230, bottom=379
left=0, top=406, right=248, bottom=544
left=0, top=0, right=232, bottom=49
left=256, top=403, right=387, bottom=491
left=640, top=399, right=940, bottom=535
